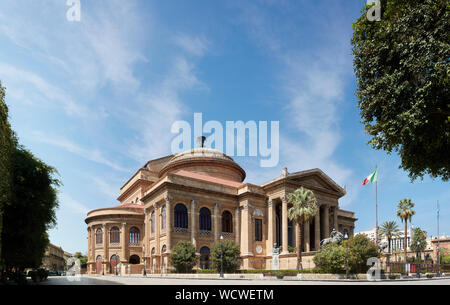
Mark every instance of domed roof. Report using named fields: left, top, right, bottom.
left=159, top=148, right=246, bottom=182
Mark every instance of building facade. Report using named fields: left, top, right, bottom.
left=41, top=243, right=65, bottom=272
left=85, top=148, right=357, bottom=274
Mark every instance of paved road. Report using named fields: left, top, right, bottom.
left=40, top=275, right=450, bottom=285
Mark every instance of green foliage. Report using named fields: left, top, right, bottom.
left=379, top=221, right=400, bottom=253
left=440, top=255, right=450, bottom=264
left=287, top=187, right=318, bottom=270
left=314, top=235, right=379, bottom=274
left=211, top=240, right=241, bottom=273
left=347, top=234, right=379, bottom=273
left=74, top=252, right=88, bottom=269
left=410, top=228, right=427, bottom=253
left=1, top=146, right=60, bottom=271
left=396, top=198, right=416, bottom=222
left=169, top=241, right=199, bottom=273
left=351, top=0, right=450, bottom=181
left=0, top=81, right=16, bottom=260
left=313, top=243, right=347, bottom=274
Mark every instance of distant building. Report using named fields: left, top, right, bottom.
left=41, top=243, right=65, bottom=271
left=356, top=227, right=413, bottom=250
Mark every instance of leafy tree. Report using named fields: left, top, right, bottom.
left=313, top=243, right=346, bottom=274
left=1, top=146, right=60, bottom=273
left=211, top=240, right=240, bottom=273
left=287, top=187, right=318, bottom=271
left=74, top=252, right=88, bottom=269
left=0, top=81, right=16, bottom=261
left=169, top=241, right=198, bottom=273
left=351, top=0, right=450, bottom=181
left=347, top=234, right=379, bottom=273
left=379, top=221, right=400, bottom=253
left=410, top=228, right=427, bottom=254
left=396, top=198, right=415, bottom=261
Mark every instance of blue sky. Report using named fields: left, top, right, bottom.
left=0, top=0, right=448, bottom=254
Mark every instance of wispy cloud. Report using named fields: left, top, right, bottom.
left=0, top=62, right=92, bottom=118
left=60, top=193, right=89, bottom=215
left=31, top=131, right=128, bottom=173
left=173, top=34, right=210, bottom=57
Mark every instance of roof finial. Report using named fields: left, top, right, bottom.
left=197, top=136, right=207, bottom=148
left=282, top=167, right=288, bottom=177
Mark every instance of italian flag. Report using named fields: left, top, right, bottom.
left=361, top=169, right=378, bottom=186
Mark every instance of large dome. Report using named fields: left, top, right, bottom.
left=159, top=148, right=246, bottom=182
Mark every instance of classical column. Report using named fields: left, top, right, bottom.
left=121, top=222, right=126, bottom=262
left=102, top=224, right=108, bottom=273
left=165, top=195, right=173, bottom=253
left=87, top=226, right=91, bottom=262
left=213, top=203, right=221, bottom=242
left=234, top=207, right=241, bottom=245
left=155, top=203, right=160, bottom=255
left=304, top=220, right=310, bottom=252
left=333, top=206, right=339, bottom=231
left=314, top=206, right=321, bottom=251
left=190, top=200, right=198, bottom=248
left=323, top=204, right=330, bottom=238
left=281, top=196, right=289, bottom=254
left=240, top=203, right=252, bottom=255
left=267, top=199, right=276, bottom=253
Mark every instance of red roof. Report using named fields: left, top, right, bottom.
left=174, top=170, right=244, bottom=188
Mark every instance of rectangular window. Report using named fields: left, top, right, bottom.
left=255, top=219, right=262, bottom=241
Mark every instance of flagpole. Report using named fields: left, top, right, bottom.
left=375, top=164, right=378, bottom=246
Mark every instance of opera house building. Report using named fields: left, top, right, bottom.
left=85, top=148, right=357, bottom=274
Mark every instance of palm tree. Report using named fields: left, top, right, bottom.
left=396, top=199, right=415, bottom=263
left=287, top=187, right=318, bottom=271
left=379, top=221, right=400, bottom=254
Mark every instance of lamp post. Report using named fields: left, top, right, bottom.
left=344, top=232, right=349, bottom=279
left=102, top=258, right=104, bottom=276
left=143, top=244, right=147, bottom=276
left=220, top=234, right=224, bottom=278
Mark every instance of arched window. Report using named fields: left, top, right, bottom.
left=110, top=254, right=120, bottom=274
left=199, top=207, right=211, bottom=231
left=222, top=211, right=233, bottom=233
left=174, top=203, right=188, bottom=228
left=200, top=246, right=211, bottom=269
left=129, top=255, right=140, bottom=264
left=151, top=211, right=155, bottom=233
left=129, top=227, right=140, bottom=244
left=110, top=226, right=120, bottom=243
left=161, top=205, right=166, bottom=230
left=162, top=245, right=167, bottom=253
left=96, top=228, right=103, bottom=244
left=151, top=247, right=156, bottom=256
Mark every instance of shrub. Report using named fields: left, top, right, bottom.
left=388, top=273, right=399, bottom=280
left=169, top=241, right=199, bottom=273
left=313, top=243, right=346, bottom=274
left=426, top=273, right=435, bottom=278
left=347, top=235, right=379, bottom=273
left=211, top=240, right=241, bottom=273
left=440, top=255, right=450, bottom=264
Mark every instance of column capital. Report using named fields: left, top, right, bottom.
left=235, top=206, right=241, bottom=215
left=243, top=203, right=252, bottom=211
left=214, top=202, right=221, bottom=210
left=281, top=194, right=289, bottom=204
left=165, top=194, right=173, bottom=204
left=190, top=199, right=198, bottom=206
left=154, top=202, right=160, bottom=209
left=267, top=198, right=277, bottom=207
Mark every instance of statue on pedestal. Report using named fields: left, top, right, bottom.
left=272, top=243, right=280, bottom=270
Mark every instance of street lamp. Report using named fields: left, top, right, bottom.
left=344, top=232, right=349, bottom=279
left=143, top=244, right=147, bottom=276
left=220, top=234, right=224, bottom=278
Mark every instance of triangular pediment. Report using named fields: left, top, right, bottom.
left=286, top=169, right=345, bottom=196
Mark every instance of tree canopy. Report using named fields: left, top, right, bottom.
left=352, top=0, right=450, bottom=181
left=410, top=227, right=427, bottom=253
left=0, top=81, right=16, bottom=260
left=169, top=241, right=199, bottom=273
left=1, top=147, right=60, bottom=271
left=211, top=240, right=241, bottom=273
